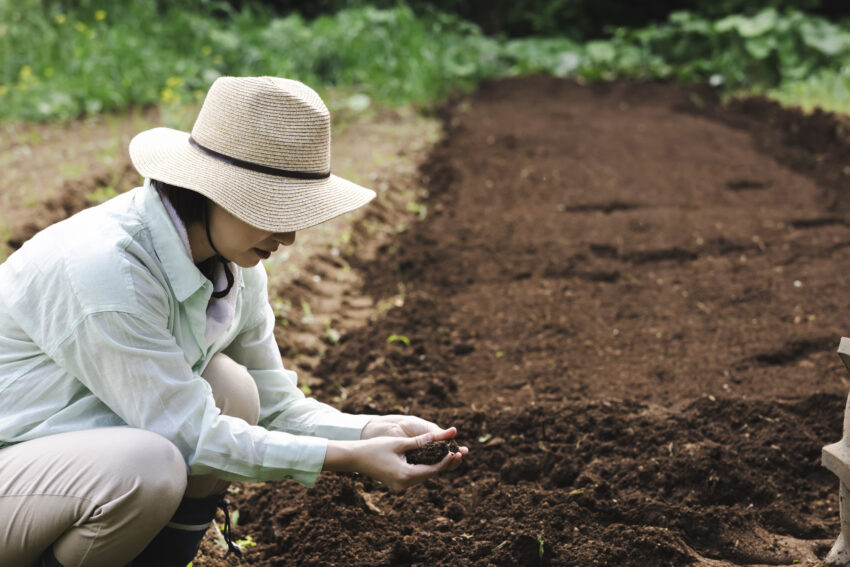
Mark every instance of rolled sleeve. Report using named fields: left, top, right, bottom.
left=263, top=432, right=327, bottom=487
left=312, top=411, right=373, bottom=441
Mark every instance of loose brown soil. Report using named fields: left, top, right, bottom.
left=202, top=77, right=850, bottom=567
left=406, top=440, right=461, bottom=465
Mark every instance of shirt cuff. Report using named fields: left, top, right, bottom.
left=262, top=431, right=327, bottom=487
left=313, top=413, right=374, bottom=441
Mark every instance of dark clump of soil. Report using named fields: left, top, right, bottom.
left=203, top=77, right=850, bottom=566
left=405, top=439, right=460, bottom=465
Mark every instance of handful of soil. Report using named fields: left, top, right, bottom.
left=405, top=439, right=460, bottom=465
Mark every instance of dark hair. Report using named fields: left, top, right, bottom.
left=151, top=178, right=235, bottom=297
left=150, top=179, right=208, bottom=227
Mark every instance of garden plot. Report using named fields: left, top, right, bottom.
left=198, top=77, right=850, bottom=566
left=6, top=76, right=850, bottom=566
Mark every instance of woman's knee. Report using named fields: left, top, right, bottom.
left=126, top=429, right=187, bottom=506
left=202, top=353, right=260, bottom=425
left=19, top=429, right=188, bottom=566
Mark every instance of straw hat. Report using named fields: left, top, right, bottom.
left=129, top=76, right=375, bottom=232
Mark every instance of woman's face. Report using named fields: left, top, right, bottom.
left=206, top=202, right=296, bottom=267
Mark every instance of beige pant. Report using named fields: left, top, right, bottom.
left=0, top=354, right=260, bottom=567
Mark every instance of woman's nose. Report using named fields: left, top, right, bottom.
left=274, top=232, right=296, bottom=246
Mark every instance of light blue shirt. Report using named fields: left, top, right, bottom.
left=0, top=181, right=371, bottom=487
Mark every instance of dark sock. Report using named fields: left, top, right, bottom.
left=40, top=547, right=64, bottom=567
left=132, top=493, right=227, bottom=567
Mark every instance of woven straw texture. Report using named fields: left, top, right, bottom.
left=129, top=76, right=375, bottom=232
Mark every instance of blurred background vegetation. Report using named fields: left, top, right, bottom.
left=2, top=0, right=850, bottom=121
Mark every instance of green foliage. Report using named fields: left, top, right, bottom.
left=235, top=534, right=257, bottom=548
left=684, top=0, right=822, bottom=19
left=594, top=8, right=850, bottom=113
left=86, top=186, right=118, bottom=204
left=0, top=1, right=502, bottom=121
left=253, top=7, right=500, bottom=105
left=2, top=2, right=850, bottom=122
left=497, top=6, right=850, bottom=113
left=595, top=9, right=850, bottom=89
left=768, top=71, right=850, bottom=116
left=241, top=0, right=840, bottom=39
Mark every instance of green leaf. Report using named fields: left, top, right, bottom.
left=800, top=20, right=847, bottom=56
left=387, top=334, right=410, bottom=346
left=715, top=15, right=747, bottom=34
left=585, top=41, right=617, bottom=64
left=744, top=35, right=776, bottom=59
left=326, top=327, right=340, bottom=346
left=716, top=9, right=777, bottom=38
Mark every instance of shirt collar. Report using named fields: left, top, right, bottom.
left=134, top=179, right=209, bottom=302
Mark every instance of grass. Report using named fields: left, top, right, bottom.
left=766, top=72, right=850, bottom=116
left=86, top=186, right=119, bottom=204
left=0, top=2, right=500, bottom=121
left=387, top=334, right=410, bottom=346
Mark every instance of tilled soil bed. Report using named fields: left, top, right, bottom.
left=212, top=77, right=850, bottom=566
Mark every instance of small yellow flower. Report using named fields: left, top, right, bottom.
left=54, top=14, right=66, bottom=25
left=161, top=87, right=178, bottom=104
left=0, top=85, right=8, bottom=96
left=44, top=68, right=54, bottom=78
left=75, top=21, right=87, bottom=33
left=19, top=66, right=32, bottom=81
left=94, top=10, right=106, bottom=21
left=88, top=30, right=96, bottom=40
left=202, top=45, right=212, bottom=56
left=165, top=76, right=184, bottom=88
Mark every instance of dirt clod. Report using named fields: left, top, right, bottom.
left=405, top=439, right=460, bottom=465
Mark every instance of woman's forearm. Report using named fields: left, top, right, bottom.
left=322, top=439, right=362, bottom=473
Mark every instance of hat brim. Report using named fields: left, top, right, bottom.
left=129, top=127, right=376, bottom=233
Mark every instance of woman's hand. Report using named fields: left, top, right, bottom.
left=361, top=415, right=469, bottom=471
left=361, top=414, right=445, bottom=440
left=325, top=420, right=469, bottom=491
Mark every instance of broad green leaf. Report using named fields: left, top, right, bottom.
left=585, top=41, right=617, bottom=64
left=715, top=15, right=746, bottom=35
left=744, top=35, right=776, bottom=60
left=800, top=20, right=847, bottom=56
left=716, top=9, right=777, bottom=38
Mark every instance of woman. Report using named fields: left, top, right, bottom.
left=0, top=76, right=467, bottom=567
